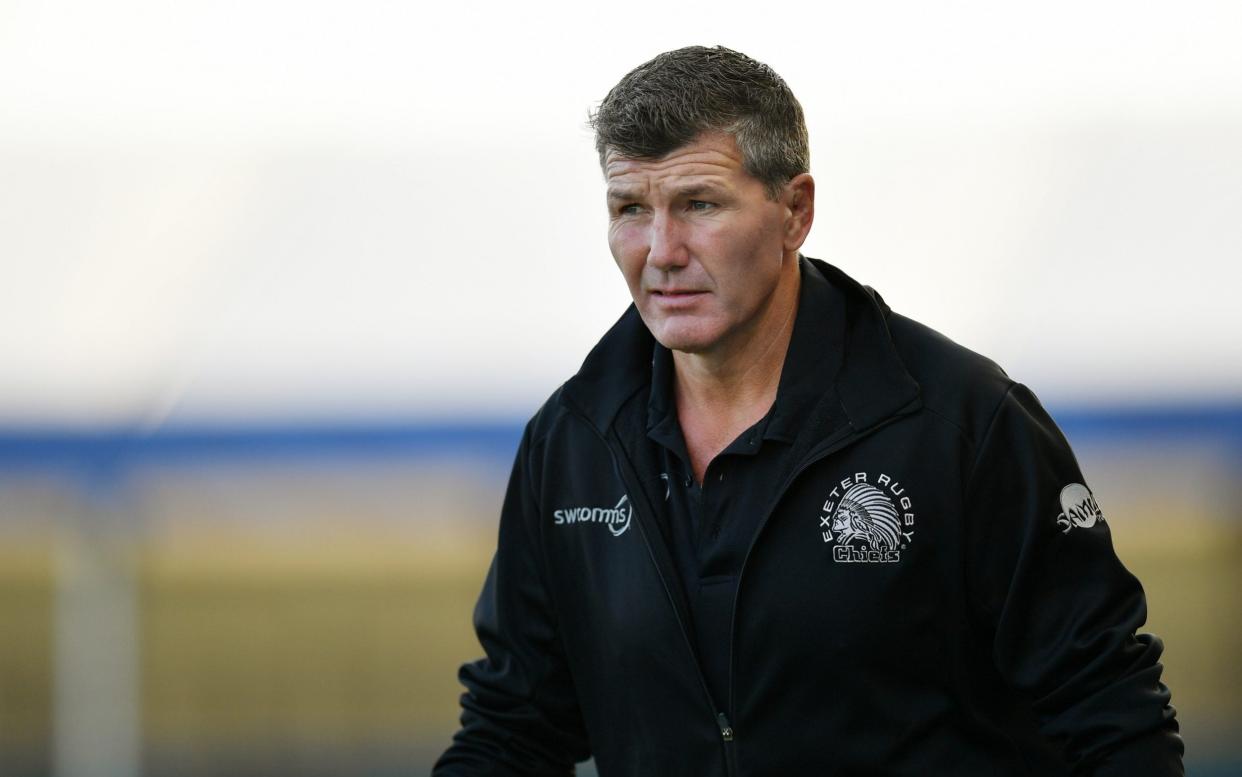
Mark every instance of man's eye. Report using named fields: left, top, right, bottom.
left=618, top=204, right=641, bottom=216
left=690, top=200, right=715, bottom=211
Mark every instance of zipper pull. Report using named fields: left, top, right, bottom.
left=716, top=712, right=734, bottom=742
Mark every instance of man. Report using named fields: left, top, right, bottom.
left=434, top=46, right=1183, bottom=776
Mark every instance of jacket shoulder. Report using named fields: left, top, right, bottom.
left=885, top=310, right=1016, bottom=447
left=523, top=385, right=575, bottom=452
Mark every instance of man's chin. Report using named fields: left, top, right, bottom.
left=650, top=328, right=715, bottom=355
left=639, top=311, right=726, bottom=354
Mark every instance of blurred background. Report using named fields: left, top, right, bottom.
left=1, top=1, right=1240, bottom=775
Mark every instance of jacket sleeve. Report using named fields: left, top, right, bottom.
left=964, top=384, right=1184, bottom=776
left=433, top=423, right=591, bottom=776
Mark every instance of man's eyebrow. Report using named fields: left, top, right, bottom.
left=671, top=183, right=726, bottom=198
left=607, top=182, right=727, bottom=202
left=606, top=187, right=642, bottom=202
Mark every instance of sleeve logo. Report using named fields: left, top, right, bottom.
left=1056, top=483, right=1105, bottom=534
left=819, top=472, right=915, bottom=563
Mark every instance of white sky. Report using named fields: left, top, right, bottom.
left=1, top=0, right=1240, bottom=426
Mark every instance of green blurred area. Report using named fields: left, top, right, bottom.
left=0, top=532, right=492, bottom=776
left=139, top=534, right=491, bottom=775
left=1, top=448, right=1240, bottom=775
left=0, top=544, right=54, bottom=777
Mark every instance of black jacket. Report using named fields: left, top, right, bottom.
left=434, top=258, right=1182, bottom=776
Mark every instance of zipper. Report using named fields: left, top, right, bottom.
left=718, top=711, right=737, bottom=776
left=569, top=409, right=732, bottom=771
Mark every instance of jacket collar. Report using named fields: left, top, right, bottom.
left=558, top=257, right=921, bottom=436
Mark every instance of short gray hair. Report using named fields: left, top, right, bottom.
left=589, top=46, right=809, bottom=198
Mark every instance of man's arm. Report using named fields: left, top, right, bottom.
left=964, top=384, right=1184, bottom=776
left=433, top=423, right=591, bottom=776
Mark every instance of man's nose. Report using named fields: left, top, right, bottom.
left=645, top=213, right=689, bottom=271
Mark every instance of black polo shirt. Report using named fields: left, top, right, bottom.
left=644, top=258, right=846, bottom=711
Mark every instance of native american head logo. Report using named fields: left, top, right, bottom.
left=828, top=482, right=904, bottom=552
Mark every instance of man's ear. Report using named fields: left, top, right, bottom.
left=783, top=173, right=815, bottom=252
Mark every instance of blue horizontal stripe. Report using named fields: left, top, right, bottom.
left=1, top=403, right=1240, bottom=472
left=1051, top=403, right=1242, bottom=440
left=0, top=421, right=525, bottom=470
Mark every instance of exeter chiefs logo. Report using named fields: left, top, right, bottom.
left=819, top=472, right=915, bottom=563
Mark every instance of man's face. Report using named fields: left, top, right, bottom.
left=605, top=132, right=799, bottom=357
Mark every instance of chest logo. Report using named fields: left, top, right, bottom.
left=819, top=472, right=915, bottom=563
left=553, top=495, right=632, bottom=537
left=1056, top=483, right=1104, bottom=534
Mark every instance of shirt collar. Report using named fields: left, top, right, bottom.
left=559, top=256, right=920, bottom=439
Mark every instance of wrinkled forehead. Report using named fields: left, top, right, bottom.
left=603, top=131, right=745, bottom=180
left=603, top=133, right=761, bottom=204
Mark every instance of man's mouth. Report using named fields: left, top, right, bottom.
left=649, top=289, right=707, bottom=309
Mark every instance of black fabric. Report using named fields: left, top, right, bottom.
left=434, top=257, right=1183, bottom=777
left=643, top=259, right=845, bottom=710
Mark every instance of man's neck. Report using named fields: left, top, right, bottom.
left=672, top=264, right=801, bottom=482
